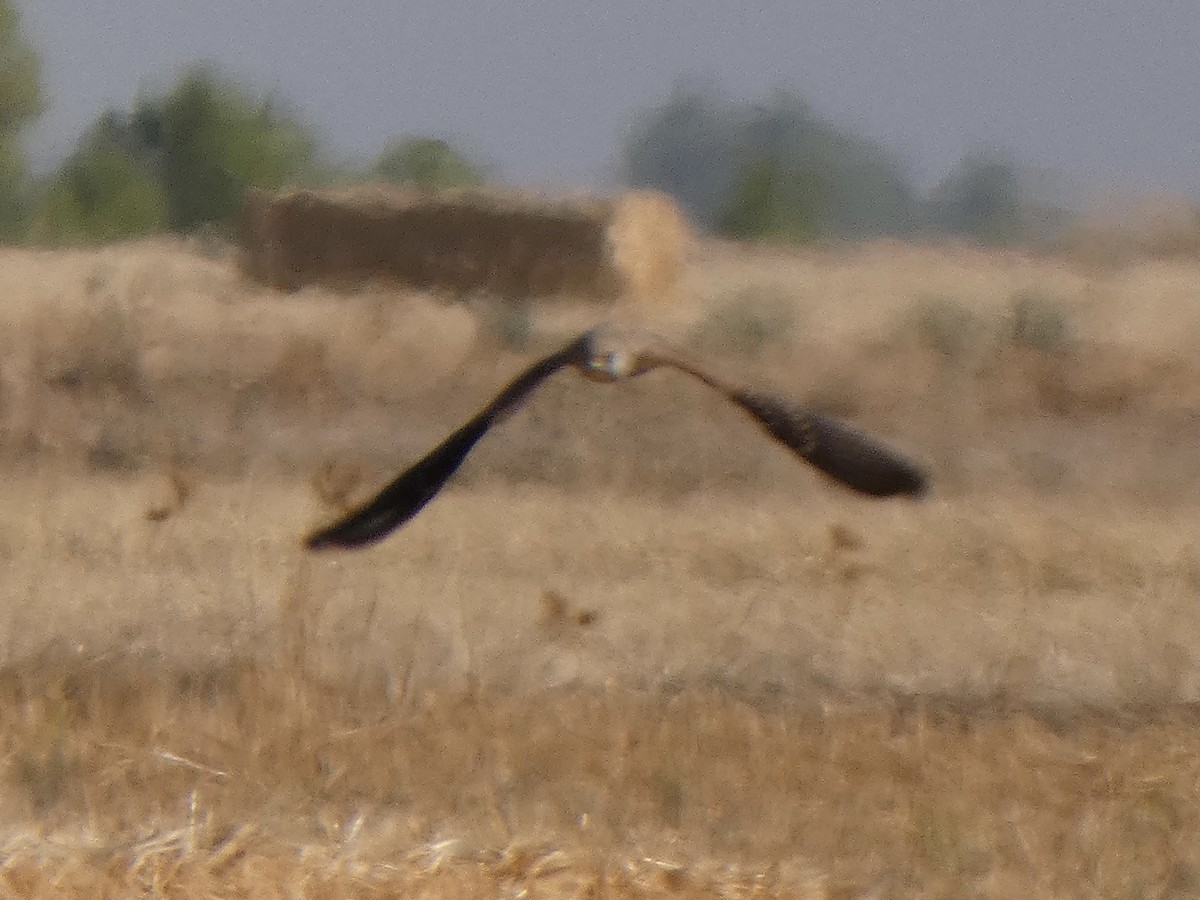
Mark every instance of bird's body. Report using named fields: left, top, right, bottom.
left=577, top=325, right=665, bottom=381
left=305, top=324, right=928, bottom=550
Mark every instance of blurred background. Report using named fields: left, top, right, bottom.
left=5, top=0, right=1199, bottom=247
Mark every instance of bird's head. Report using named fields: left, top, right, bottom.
left=581, top=348, right=637, bottom=382
left=578, top=325, right=659, bottom=382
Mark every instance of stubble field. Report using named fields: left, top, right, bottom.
left=0, top=235, right=1198, bottom=896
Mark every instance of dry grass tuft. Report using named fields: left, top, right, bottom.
left=311, top=458, right=367, bottom=514
left=540, top=588, right=600, bottom=634
left=143, top=464, right=194, bottom=523
left=686, top=284, right=802, bottom=357
left=604, top=189, right=694, bottom=302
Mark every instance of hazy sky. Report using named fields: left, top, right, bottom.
left=15, top=1, right=1200, bottom=199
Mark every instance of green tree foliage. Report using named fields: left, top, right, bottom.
left=147, top=66, right=318, bottom=231
left=623, top=84, right=917, bottom=242
left=718, top=155, right=823, bottom=242
left=723, top=92, right=917, bottom=241
left=30, top=66, right=321, bottom=242
left=621, top=81, right=741, bottom=228
left=925, top=151, right=1024, bottom=245
left=0, top=1, right=44, bottom=238
left=31, top=113, right=167, bottom=244
left=372, top=137, right=485, bottom=189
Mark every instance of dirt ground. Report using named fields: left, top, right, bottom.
left=0, top=236, right=1198, bottom=897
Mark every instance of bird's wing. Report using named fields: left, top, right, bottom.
left=305, top=332, right=591, bottom=550
left=642, top=345, right=929, bottom=498
left=719, top=388, right=928, bottom=497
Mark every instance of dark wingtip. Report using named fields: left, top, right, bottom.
left=726, top=389, right=933, bottom=501
left=845, top=463, right=930, bottom=500
left=900, top=466, right=932, bottom=500
left=882, top=456, right=931, bottom=500
left=303, top=529, right=338, bottom=551
left=302, top=512, right=400, bottom=551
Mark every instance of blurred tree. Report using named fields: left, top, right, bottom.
left=925, top=151, right=1024, bottom=244
left=28, top=66, right=322, bottom=243
left=725, top=91, right=917, bottom=241
left=372, top=137, right=485, bottom=189
left=624, top=84, right=917, bottom=242
left=30, top=114, right=167, bottom=244
left=0, top=0, right=44, bottom=238
left=142, top=66, right=318, bottom=232
left=719, top=154, right=823, bottom=242
left=622, top=80, right=740, bottom=229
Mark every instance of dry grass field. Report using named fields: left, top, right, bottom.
left=0, top=234, right=1198, bottom=896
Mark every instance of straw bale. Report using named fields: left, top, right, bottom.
left=238, top=184, right=690, bottom=302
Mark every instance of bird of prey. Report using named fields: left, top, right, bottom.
left=305, top=324, right=928, bottom=550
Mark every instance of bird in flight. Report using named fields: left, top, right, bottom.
left=305, top=324, right=928, bottom=550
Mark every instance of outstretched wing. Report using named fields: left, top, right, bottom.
left=723, top=389, right=928, bottom=497
left=641, top=346, right=928, bottom=498
left=305, top=333, right=590, bottom=550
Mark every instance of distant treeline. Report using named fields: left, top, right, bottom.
left=622, top=81, right=1071, bottom=245
left=0, top=2, right=1085, bottom=247
left=10, top=64, right=488, bottom=246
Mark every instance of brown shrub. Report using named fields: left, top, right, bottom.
left=238, top=184, right=691, bottom=302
